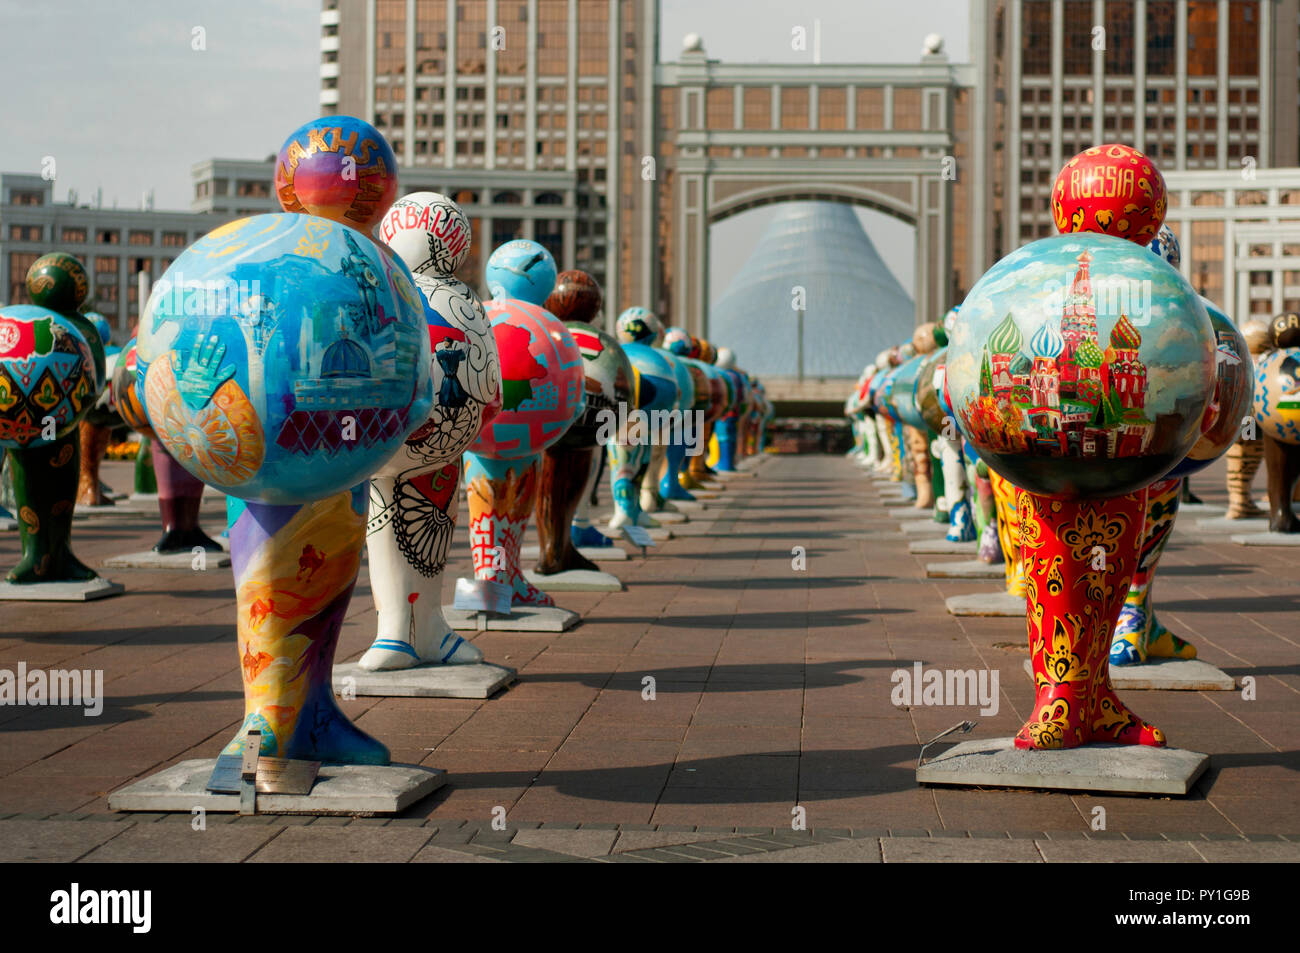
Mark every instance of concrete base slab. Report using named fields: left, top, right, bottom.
left=648, top=510, right=688, bottom=523
left=715, top=469, right=755, bottom=479
left=103, top=550, right=231, bottom=570
left=1022, top=656, right=1235, bottom=691
left=901, top=520, right=948, bottom=535
left=607, top=525, right=671, bottom=542
left=1176, top=503, right=1225, bottom=518
left=925, top=559, right=1004, bottom=579
left=520, top=544, right=628, bottom=562
left=333, top=661, right=516, bottom=699
left=666, top=499, right=709, bottom=512
left=1196, top=516, right=1269, bottom=533
left=916, top=737, right=1209, bottom=796
left=443, top=605, right=580, bottom=632
left=0, top=578, right=124, bottom=601
left=523, top=568, right=623, bottom=592
left=909, top=539, right=979, bottom=555
left=128, top=493, right=159, bottom=503
left=883, top=498, right=919, bottom=508
left=0, top=519, right=16, bottom=531
left=1231, top=532, right=1300, bottom=547
left=107, top=759, right=446, bottom=815
left=945, top=591, right=1023, bottom=617
left=75, top=500, right=160, bottom=516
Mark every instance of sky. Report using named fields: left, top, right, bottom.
left=0, top=0, right=971, bottom=303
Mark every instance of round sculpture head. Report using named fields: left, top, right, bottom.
left=622, top=342, right=678, bottom=414
left=484, top=240, right=557, bottom=305
left=1147, top=223, right=1181, bottom=268
left=111, top=338, right=153, bottom=438
left=545, top=270, right=603, bottom=325
left=662, top=326, right=692, bottom=355
left=134, top=213, right=433, bottom=504
left=555, top=321, right=632, bottom=449
left=1242, top=317, right=1273, bottom=356
left=0, top=303, right=98, bottom=449
left=697, top=340, right=718, bottom=364
left=27, top=252, right=89, bottom=314
left=274, top=116, right=398, bottom=232
left=912, top=321, right=946, bottom=355
left=1167, top=298, right=1254, bottom=478
left=948, top=233, right=1215, bottom=499
left=616, top=307, right=662, bottom=346
left=888, top=352, right=929, bottom=431
left=1254, top=347, right=1300, bottom=445
left=378, top=191, right=472, bottom=278
left=467, top=298, right=584, bottom=458
left=1052, top=143, right=1166, bottom=245
left=374, top=273, right=502, bottom=477
left=1272, top=311, right=1300, bottom=349
left=942, top=307, right=960, bottom=335
left=715, top=347, right=736, bottom=370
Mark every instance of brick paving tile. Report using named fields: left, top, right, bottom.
left=78, top=824, right=284, bottom=863
left=246, top=827, right=434, bottom=863
left=882, top=838, right=1044, bottom=863
left=0, top=457, right=1295, bottom=860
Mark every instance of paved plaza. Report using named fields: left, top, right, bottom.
left=0, top=454, right=1297, bottom=863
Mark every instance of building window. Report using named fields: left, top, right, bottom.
left=95, top=256, right=117, bottom=274
left=8, top=190, right=44, bottom=206
left=8, top=224, right=42, bottom=241
left=61, top=227, right=87, bottom=243
left=1146, top=2, right=1176, bottom=75
left=8, top=252, right=40, bottom=302
left=129, top=230, right=153, bottom=245
left=237, top=180, right=270, bottom=197
left=96, top=229, right=120, bottom=244
left=161, top=231, right=187, bottom=248
left=1022, top=1, right=1051, bottom=75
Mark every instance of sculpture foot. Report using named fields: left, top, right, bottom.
left=152, top=525, right=224, bottom=554
left=1225, top=502, right=1266, bottom=519
left=1267, top=511, right=1300, bottom=534
left=8, top=549, right=98, bottom=584
left=357, top=633, right=485, bottom=671
left=1146, top=622, right=1197, bottom=660
left=1014, top=687, right=1166, bottom=749
left=223, top=692, right=390, bottom=766
left=571, top=524, right=615, bottom=548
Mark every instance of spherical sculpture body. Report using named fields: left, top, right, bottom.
left=467, top=299, right=585, bottom=459
left=545, top=270, right=603, bottom=325
left=947, top=233, right=1215, bottom=499
left=1166, top=298, right=1254, bottom=477
left=616, top=307, right=662, bottom=346
left=111, top=338, right=153, bottom=438
left=1254, top=347, right=1300, bottom=445
left=0, top=305, right=98, bottom=448
left=484, top=241, right=557, bottom=306
left=621, top=342, right=678, bottom=414
left=135, top=213, right=433, bottom=504
left=274, top=116, right=398, bottom=232
left=1052, top=143, right=1166, bottom=245
left=556, top=321, right=632, bottom=449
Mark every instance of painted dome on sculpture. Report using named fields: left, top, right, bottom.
left=1030, top=321, right=1064, bottom=359
left=709, top=202, right=914, bottom=378
left=989, top=313, right=1023, bottom=355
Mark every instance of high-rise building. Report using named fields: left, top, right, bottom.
left=973, top=0, right=1300, bottom=312
left=318, top=0, right=656, bottom=312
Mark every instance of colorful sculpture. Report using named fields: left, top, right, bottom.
left=610, top=341, right=677, bottom=532
left=137, top=195, right=434, bottom=763
left=274, top=116, right=399, bottom=233
left=464, top=267, right=584, bottom=605
left=0, top=254, right=105, bottom=586
left=949, top=232, right=1216, bottom=750
left=360, top=192, right=500, bottom=670
left=536, top=270, right=632, bottom=575
left=1254, top=312, right=1300, bottom=532
left=76, top=314, right=117, bottom=507
left=1110, top=299, right=1252, bottom=664
left=1052, top=143, right=1166, bottom=245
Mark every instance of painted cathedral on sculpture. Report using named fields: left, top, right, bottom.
left=963, top=250, right=1155, bottom=458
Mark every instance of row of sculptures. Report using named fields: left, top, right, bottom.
left=0, top=115, right=773, bottom=768
left=848, top=142, right=1299, bottom=752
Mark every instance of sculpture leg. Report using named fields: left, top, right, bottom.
left=905, top=427, right=933, bottom=508
left=1225, top=439, right=1265, bottom=519
left=571, top=449, right=615, bottom=547
left=940, top=436, right=975, bottom=542
left=684, top=423, right=714, bottom=487
left=660, top=434, right=696, bottom=501
left=1015, top=490, right=1165, bottom=751
left=134, top=435, right=157, bottom=495
left=1111, top=477, right=1197, bottom=665
left=536, top=445, right=600, bottom=574
left=862, top=415, right=881, bottom=466
left=76, top=421, right=113, bottom=506
left=989, top=471, right=1026, bottom=595
left=151, top=439, right=221, bottom=553
left=639, top=442, right=670, bottom=514
left=716, top=415, right=739, bottom=472
left=361, top=460, right=482, bottom=671
left=1263, top=434, right=1300, bottom=533
left=874, top=416, right=893, bottom=474
left=224, top=487, right=388, bottom=764
left=465, top=453, right=553, bottom=606
left=7, top=436, right=97, bottom=583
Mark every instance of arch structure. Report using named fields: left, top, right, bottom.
left=652, top=51, right=981, bottom=339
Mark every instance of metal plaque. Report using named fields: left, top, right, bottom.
left=453, top=577, right=513, bottom=614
